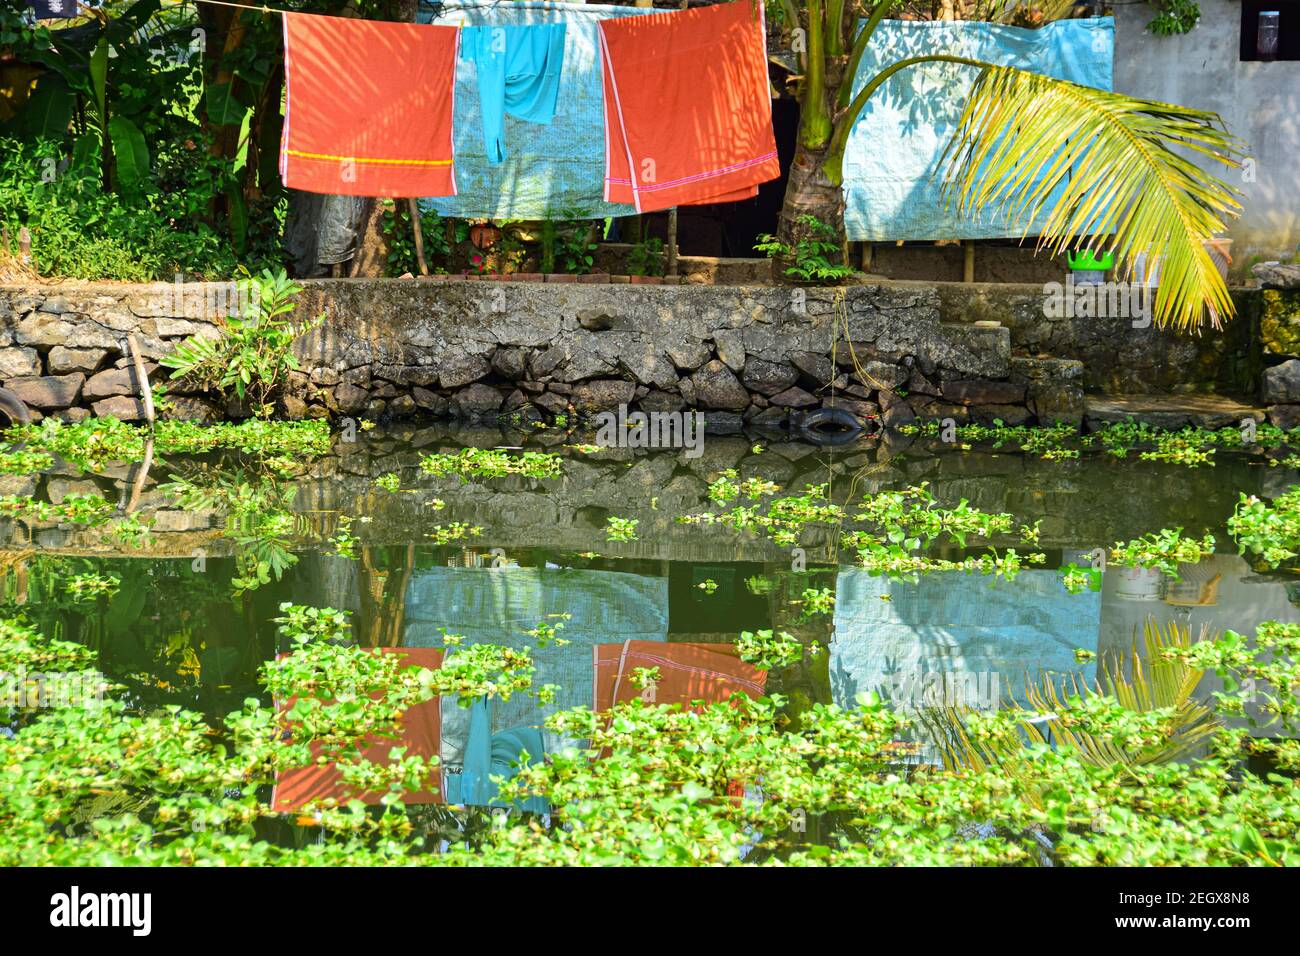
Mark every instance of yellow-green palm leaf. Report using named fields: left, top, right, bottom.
left=941, top=66, right=1245, bottom=331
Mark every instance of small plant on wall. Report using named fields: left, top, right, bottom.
left=627, top=237, right=665, bottom=277
left=161, top=268, right=323, bottom=418
left=755, top=215, right=856, bottom=285
left=1147, top=0, right=1201, bottom=35
left=540, top=209, right=600, bottom=275
left=557, top=227, right=598, bottom=275
left=383, top=201, right=467, bottom=276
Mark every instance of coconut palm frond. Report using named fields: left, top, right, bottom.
left=941, top=66, right=1245, bottom=332
left=1095, top=616, right=1218, bottom=764
left=918, top=701, right=1049, bottom=775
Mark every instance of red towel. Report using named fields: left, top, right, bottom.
left=593, top=641, right=768, bottom=712
left=272, top=648, right=444, bottom=813
left=280, top=13, right=459, bottom=198
left=598, top=2, right=779, bottom=212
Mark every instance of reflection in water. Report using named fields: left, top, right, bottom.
left=402, top=565, right=669, bottom=764
left=272, top=647, right=446, bottom=813
left=828, top=556, right=1300, bottom=726
left=592, top=641, right=767, bottom=710
left=399, top=565, right=670, bottom=804
left=1097, top=553, right=1300, bottom=657
left=1097, top=553, right=1300, bottom=734
left=7, top=429, right=1300, bottom=812
left=830, top=569, right=1101, bottom=711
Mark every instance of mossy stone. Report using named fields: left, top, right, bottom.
left=1261, top=290, right=1300, bottom=357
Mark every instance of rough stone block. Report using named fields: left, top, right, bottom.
left=7, top=374, right=84, bottom=410
left=0, top=346, right=42, bottom=379
left=48, top=346, right=109, bottom=374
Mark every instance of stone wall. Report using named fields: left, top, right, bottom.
left=289, top=279, right=1060, bottom=429
left=932, top=281, right=1262, bottom=395
left=1254, top=265, right=1300, bottom=427
left=1, top=276, right=1219, bottom=430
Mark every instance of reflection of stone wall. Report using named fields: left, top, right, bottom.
left=0, top=424, right=1271, bottom=561
left=0, top=280, right=1077, bottom=428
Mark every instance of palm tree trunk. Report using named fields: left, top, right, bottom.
left=778, top=0, right=847, bottom=272
left=775, top=141, right=847, bottom=273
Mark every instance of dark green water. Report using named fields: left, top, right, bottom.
left=3, top=423, right=1296, bottom=732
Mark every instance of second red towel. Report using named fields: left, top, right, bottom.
left=598, top=2, right=780, bottom=212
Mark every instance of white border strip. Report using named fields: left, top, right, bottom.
left=598, top=26, right=642, bottom=213
left=279, top=12, right=292, bottom=181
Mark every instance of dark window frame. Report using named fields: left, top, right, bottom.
left=1240, top=0, right=1300, bottom=61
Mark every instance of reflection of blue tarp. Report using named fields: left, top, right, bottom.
left=830, top=569, right=1099, bottom=709
left=842, top=17, right=1113, bottom=241
left=442, top=694, right=549, bottom=813
left=403, top=565, right=668, bottom=764
left=418, top=0, right=653, bottom=220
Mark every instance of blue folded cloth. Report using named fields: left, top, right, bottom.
left=462, top=23, right=567, bottom=165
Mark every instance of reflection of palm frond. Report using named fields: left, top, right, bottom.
left=942, top=67, right=1244, bottom=331
left=919, top=617, right=1217, bottom=782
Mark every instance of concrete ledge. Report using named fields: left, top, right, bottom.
left=1083, top=394, right=1266, bottom=431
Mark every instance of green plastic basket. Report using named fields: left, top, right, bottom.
left=1067, top=250, right=1114, bottom=271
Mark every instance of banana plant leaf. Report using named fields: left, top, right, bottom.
left=108, top=115, right=149, bottom=185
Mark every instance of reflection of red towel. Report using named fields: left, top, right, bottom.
left=272, top=648, right=444, bottom=813
left=598, top=2, right=779, bottom=212
left=593, top=641, right=767, bottom=712
left=281, top=13, right=459, bottom=197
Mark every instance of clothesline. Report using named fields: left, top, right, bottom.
left=185, top=0, right=283, bottom=13
left=183, top=0, right=599, bottom=20
left=184, top=0, right=703, bottom=16
left=276, top=2, right=777, bottom=209
left=184, top=0, right=668, bottom=14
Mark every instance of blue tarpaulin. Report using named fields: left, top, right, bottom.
left=418, top=0, right=653, bottom=220
left=842, top=17, right=1114, bottom=242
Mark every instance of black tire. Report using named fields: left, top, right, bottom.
left=0, top=388, right=31, bottom=427
left=796, top=406, right=868, bottom=446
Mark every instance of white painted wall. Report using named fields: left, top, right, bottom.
left=1113, top=1, right=1300, bottom=275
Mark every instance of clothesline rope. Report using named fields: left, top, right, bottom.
left=182, top=0, right=571, bottom=19
left=188, top=0, right=280, bottom=13
left=184, top=0, right=640, bottom=13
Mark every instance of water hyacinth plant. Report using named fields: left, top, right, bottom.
left=2, top=606, right=1299, bottom=866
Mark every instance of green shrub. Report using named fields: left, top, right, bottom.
left=627, top=237, right=664, bottom=277
left=383, top=200, right=467, bottom=276
left=0, top=138, right=240, bottom=280
left=755, top=215, right=856, bottom=284
left=161, top=268, right=323, bottom=416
